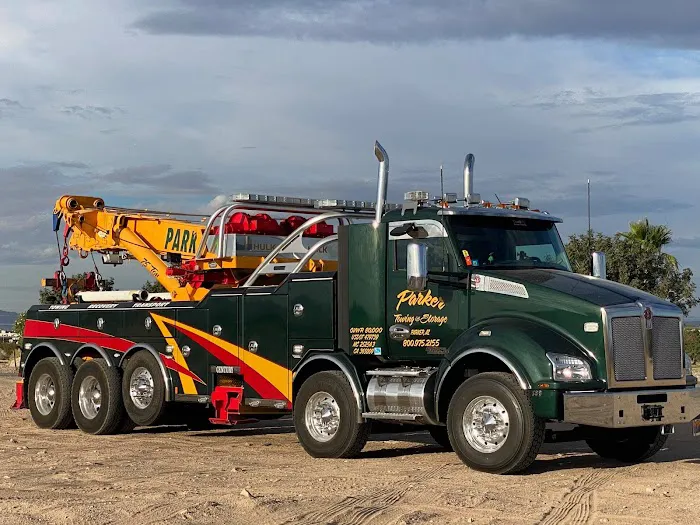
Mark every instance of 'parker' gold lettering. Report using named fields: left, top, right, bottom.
left=395, top=289, right=446, bottom=311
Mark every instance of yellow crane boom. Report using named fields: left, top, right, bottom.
left=53, top=195, right=215, bottom=301
left=51, top=194, right=341, bottom=302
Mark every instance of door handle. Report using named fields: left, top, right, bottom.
left=389, top=324, right=411, bottom=341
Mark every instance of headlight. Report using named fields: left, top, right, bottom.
left=685, top=353, right=693, bottom=376
left=546, top=353, right=592, bottom=382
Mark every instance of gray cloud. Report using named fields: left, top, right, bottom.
left=0, top=98, right=30, bottom=118
left=60, top=105, right=125, bottom=119
left=98, top=165, right=219, bottom=194
left=517, top=91, right=700, bottom=130
left=133, top=0, right=700, bottom=47
left=669, top=236, right=700, bottom=249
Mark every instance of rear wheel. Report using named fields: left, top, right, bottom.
left=122, top=352, right=167, bottom=427
left=27, top=357, right=74, bottom=429
left=71, top=359, right=125, bottom=435
left=586, top=427, right=668, bottom=463
left=294, top=371, right=370, bottom=458
left=447, top=372, right=544, bottom=474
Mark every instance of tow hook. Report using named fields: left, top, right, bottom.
left=642, top=404, right=663, bottom=422
left=661, top=425, right=675, bottom=435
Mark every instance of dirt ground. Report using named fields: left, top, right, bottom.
left=1, top=363, right=699, bottom=525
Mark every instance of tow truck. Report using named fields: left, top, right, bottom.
left=14, top=142, right=700, bottom=473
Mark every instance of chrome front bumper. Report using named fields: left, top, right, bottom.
left=563, top=387, right=700, bottom=428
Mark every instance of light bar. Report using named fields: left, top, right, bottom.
left=513, top=197, right=530, bottom=209
left=232, top=193, right=317, bottom=208
left=404, top=191, right=430, bottom=202
left=230, top=193, right=399, bottom=213
left=315, top=199, right=375, bottom=210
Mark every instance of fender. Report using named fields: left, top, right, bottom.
left=435, top=346, right=532, bottom=418
left=118, top=344, right=173, bottom=402
left=293, top=352, right=366, bottom=423
left=70, top=344, right=115, bottom=367
left=448, top=316, right=597, bottom=382
left=435, top=317, right=598, bottom=420
left=21, top=343, right=66, bottom=404
left=23, top=342, right=65, bottom=376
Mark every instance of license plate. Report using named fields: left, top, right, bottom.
left=693, top=418, right=700, bottom=437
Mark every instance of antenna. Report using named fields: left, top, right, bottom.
left=587, top=178, right=592, bottom=275
left=495, top=193, right=502, bottom=204
left=438, top=163, right=448, bottom=271
left=440, top=164, right=445, bottom=203
left=587, top=178, right=591, bottom=234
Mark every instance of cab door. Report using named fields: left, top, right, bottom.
left=385, top=219, right=462, bottom=361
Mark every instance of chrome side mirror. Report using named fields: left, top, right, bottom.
left=407, top=241, right=428, bottom=291
left=592, top=251, right=607, bottom=279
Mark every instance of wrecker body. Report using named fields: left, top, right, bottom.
left=15, top=143, right=700, bottom=473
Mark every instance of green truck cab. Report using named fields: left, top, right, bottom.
left=16, top=142, right=700, bottom=474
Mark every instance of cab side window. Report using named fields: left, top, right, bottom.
left=394, top=237, right=451, bottom=272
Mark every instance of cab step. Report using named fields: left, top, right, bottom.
left=362, top=412, right=421, bottom=421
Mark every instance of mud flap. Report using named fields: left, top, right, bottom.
left=11, top=380, right=24, bottom=410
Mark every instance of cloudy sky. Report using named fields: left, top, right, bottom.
left=2, top=1, right=700, bottom=315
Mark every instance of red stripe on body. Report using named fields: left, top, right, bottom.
left=24, top=320, right=134, bottom=352
left=24, top=319, right=202, bottom=384
left=159, top=354, right=205, bottom=384
left=173, top=324, right=286, bottom=401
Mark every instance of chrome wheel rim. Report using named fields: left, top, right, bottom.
left=129, top=367, right=154, bottom=410
left=34, top=373, right=56, bottom=416
left=462, top=395, right=510, bottom=453
left=78, top=376, right=102, bottom=420
left=305, top=391, right=340, bottom=442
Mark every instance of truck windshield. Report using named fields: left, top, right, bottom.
left=448, top=215, right=572, bottom=271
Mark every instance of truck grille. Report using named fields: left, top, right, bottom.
left=609, top=314, right=682, bottom=383
left=611, top=317, right=646, bottom=381
left=651, top=317, right=683, bottom=380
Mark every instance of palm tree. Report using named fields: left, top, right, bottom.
left=621, top=218, right=678, bottom=267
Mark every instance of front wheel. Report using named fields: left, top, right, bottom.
left=447, top=372, right=544, bottom=474
left=586, top=427, right=668, bottom=463
left=294, top=371, right=370, bottom=458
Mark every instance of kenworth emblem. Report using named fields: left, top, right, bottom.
left=643, top=306, right=653, bottom=330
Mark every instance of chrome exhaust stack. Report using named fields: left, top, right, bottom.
left=463, top=153, right=480, bottom=205
left=374, top=141, right=389, bottom=225
left=592, top=251, right=607, bottom=279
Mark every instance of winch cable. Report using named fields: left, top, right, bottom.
left=90, top=252, right=105, bottom=291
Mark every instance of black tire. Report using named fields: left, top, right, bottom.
left=27, top=357, right=74, bottom=430
left=71, top=359, right=125, bottom=435
left=428, top=426, right=453, bottom=450
left=446, top=372, right=544, bottom=474
left=294, top=371, right=370, bottom=458
left=121, top=351, right=167, bottom=427
left=586, top=427, right=668, bottom=463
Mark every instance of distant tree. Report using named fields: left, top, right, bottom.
left=566, top=232, right=699, bottom=316
left=142, top=280, right=167, bottom=293
left=40, top=273, right=115, bottom=304
left=12, top=311, right=26, bottom=349
left=684, top=328, right=700, bottom=364
left=0, top=342, right=16, bottom=360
